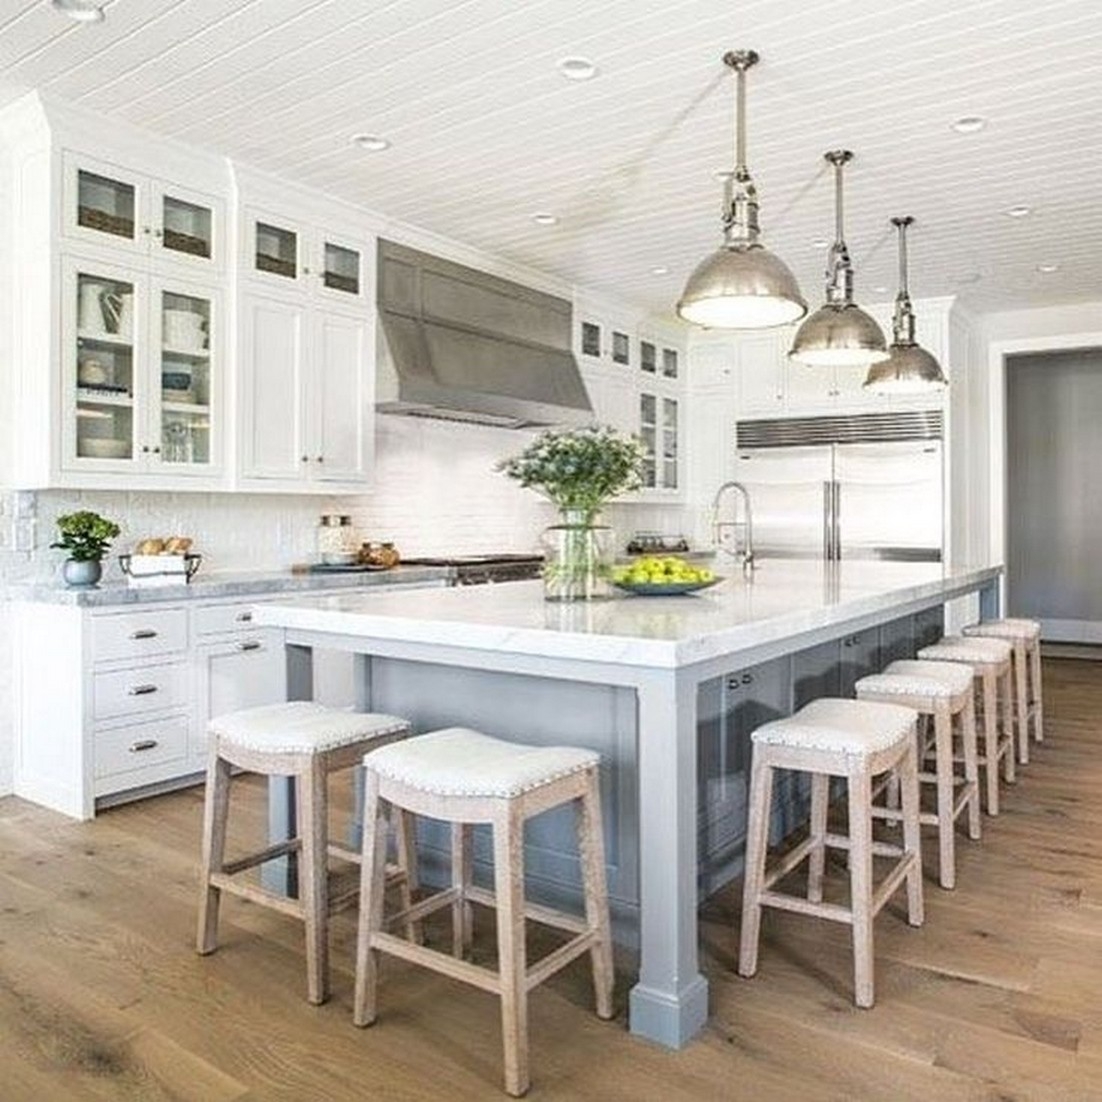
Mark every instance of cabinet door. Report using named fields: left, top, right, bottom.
left=660, top=396, right=679, bottom=490
left=639, top=391, right=658, bottom=489
left=785, top=358, right=837, bottom=410
left=246, top=208, right=306, bottom=289
left=153, top=179, right=223, bottom=272
left=316, top=232, right=366, bottom=304
left=149, top=277, right=221, bottom=477
left=191, top=634, right=286, bottom=765
left=738, top=332, right=785, bottom=414
left=63, top=153, right=148, bottom=257
left=64, top=258, right=144, bottom=471
left=239, top=293, right=308, bottom=480
left=310, top=309, right=373, bottom=484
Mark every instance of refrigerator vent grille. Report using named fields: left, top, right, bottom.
left=736, top=411, right=943, bottom=449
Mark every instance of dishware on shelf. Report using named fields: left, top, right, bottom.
left=78, top=280, right=113, bottom=333
left=77, top=358, right=113, bottom=386
left=613, top=577, right=723, bottom=596
left=163, top=308, right=206, bottom=351
left=79, top=437, right=129, bottom=459
left=101, top=290, right=134, bottom=338
left=162, top=419, right=195, bottom=463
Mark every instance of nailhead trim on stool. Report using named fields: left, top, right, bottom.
left=856, top=660, right=981, bottom=889
left=964, top=618, right=1044, bottom=761
left=353, top=728, right=614, bottom=1098
left=738, top=698, right=925, bottom=1009
left=196, top=703, right=414, bottom=1006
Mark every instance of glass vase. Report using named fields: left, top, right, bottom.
left=540, top=509, right=613, bottom=602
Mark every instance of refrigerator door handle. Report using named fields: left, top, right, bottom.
left=833, top=480, right=842, bottom=562
left=823, top=481, right=834, bottom=561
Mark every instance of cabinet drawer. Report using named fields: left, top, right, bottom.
left=94, top=715, right=189, bottom=787
left=193, top=602, right=262, bottom=636
left=93, top=608, right=188, bottom=663
left=93, top=660, right=188, bottom=720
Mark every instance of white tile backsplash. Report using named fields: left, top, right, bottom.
left=0, top=415, right=689, bottom=795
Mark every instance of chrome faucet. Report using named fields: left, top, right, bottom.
left=711, top=480, right=755, bottom=575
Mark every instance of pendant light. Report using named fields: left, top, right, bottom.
left=789, top=150, right=888, bottom=366
left=863, top=217, right=947, bottom=392
left=676, top=50, right=806, bottom=329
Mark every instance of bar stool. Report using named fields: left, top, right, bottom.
left=855, top=660, right=981, bottom=889
left=197, top=701, right=413, bottom=1005
left=353, top=727, right=614, bottom=1098
left=916, top=636, right=1015, bottom=815
left=738, top=698, right=924, bottom=1009
left=963, top=618, right=1043, bottom=763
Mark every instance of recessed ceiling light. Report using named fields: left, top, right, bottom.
left=951, top=115, right=987, bottom=134
left=557, top=56, right=599, bottom=81
left=51, top=0, right=104, bottom=21
left=651, top=266, right=669, bottom=276
left=811, top=237, right=829, bottom=248
left=1036, top=263, right=1059, bottom=274
left=532, top=212, right=559, bottom=226
left=1005, top=204, right=1032, bottom=218
left=351, top=134, right=390, bottom=152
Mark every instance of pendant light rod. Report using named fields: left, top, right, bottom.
left=720, top=50, right=761, bottom=249
left=891, top=215, right=917, bottom=345
left=823, top=150, right=855, bottom=307
left=722, top=49, right=757, bottom=171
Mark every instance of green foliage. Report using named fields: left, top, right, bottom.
left=51, top=510, right=121, bottom=562
left=497, top=424, right=645, bottom=518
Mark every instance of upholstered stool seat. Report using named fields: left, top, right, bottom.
left=354, top=728, right=613, bottom=1098
left=964, top=618, right=1044, bottom=761
left=917, top=636, right=1015, bottom=814
left=738, top=699, right=924, bottom=1009
left=856, top=660, right=981, bottom=889
left=197, top=702, right=414, bottom=1005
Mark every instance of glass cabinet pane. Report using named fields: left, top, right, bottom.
left=640, top=392, right=657, bottom=488
left=662, top=347, right=679, bottom=378
left=581, top=321, right=601, bottom=358
left=612, top=331, right=630, bottom=365
left=255, top=221, right=297, bottom=279
left=159, top=290, right=212, bottom=467
left=77, top=170, right=136, bottom=242
left=75, top=271, right=136, bottom=461
left=640, top=340, right=657, bottom=374
left=323, top=242, right=361, bottom=295
left=161, top=195, right=212, bottom=259
left=661, top=397, right=679, bottom=489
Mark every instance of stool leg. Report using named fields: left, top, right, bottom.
left=353, top=771, right=387, bottom=1028
left=979, top=675, right=1000, bottom=816
left=1030, top=640, right=1045, bottom=743
left=576, top=768, right=614, bottom=1020
left=196, top=748, right=232, bottom=955
left=1013, top=642, right=1030, bottom=765
left=932, top=703, right=956, bottom=890
left=738, top=755, right=774, bottom=979
left=299, top=759, right=329, bottom=1005
left=898, top=736, right=925, bottom=928
left=394, top=808, right=421, bottom=944
left=1000, top=668, right=1016, bottom=785
left=450, top=823, right=473, bottom=959
left=492, top=802, right=529, bottom=1098
left=807, top=772, right=829, bottom=904
left=847, top=770, right=876, bottom=1008
left=960, top=692, right=982, bottom=841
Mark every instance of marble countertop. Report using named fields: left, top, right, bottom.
left=6, top=564, right=452, bottom=607
left=252, top=560, right=1003, bottom=670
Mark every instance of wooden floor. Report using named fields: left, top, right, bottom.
left=2, top=659, right=1102, bottom=1100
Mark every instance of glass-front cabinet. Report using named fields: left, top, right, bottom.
left=639, top=390, right=679, bottom=492
left=63, top=258, right=220, bottom=478
left=64, top=154, right=223, bottom=271
left=246, top=210, right=366, bottom=303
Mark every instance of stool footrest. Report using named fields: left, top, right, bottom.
left=871, top=854, right=920, bottom=917
left=209, top=873, right=304, bottom=919
left=758, top=890, right=853, bottom=925
left=371, top=930, right=501, bottom=994
left=465, top=885, right=589, bottom=936
left=221, top=838, right=300, bottom=876
left=524, top=931, right=599, bottom=992
left=385, top=885, right=460, bottom=931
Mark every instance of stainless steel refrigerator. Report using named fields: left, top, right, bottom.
left=730, top=413, right=944, bottom=562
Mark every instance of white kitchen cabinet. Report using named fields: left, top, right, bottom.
left=63, top=151, right=225, bottom=273
left=738, top=332, right=788, bottom=415
left=238, top=292, right=374, bottom=489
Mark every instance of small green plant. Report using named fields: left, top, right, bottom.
left=51, top=510, right=121, bottom=562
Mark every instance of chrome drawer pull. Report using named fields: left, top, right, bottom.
left=236, top=641, right=262, bottom=652
left=235, top=611, right=253, bottom=622
left=130, top=629, right=158, bottom=640
left=128, top=684, right=159, bottom=696
left=130, top=739, right=158, bottom=753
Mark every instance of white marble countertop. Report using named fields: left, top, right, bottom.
left=6, top=564, right=452, bottom=607
left=252, top=560, right=1002, bottom=670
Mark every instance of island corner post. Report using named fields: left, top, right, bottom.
left=254, top=562, right=1001, bottom=1050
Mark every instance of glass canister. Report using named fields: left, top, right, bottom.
left=317, top=514, right=356, bottom=563
left=539, top=510, right=613, bottom=601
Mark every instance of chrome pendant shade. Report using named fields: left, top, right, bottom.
left=677, top=51, right=806, bottom=329
left=864, top=217, right=948, bottom=392
left=789, top=151, right=888, bottom=367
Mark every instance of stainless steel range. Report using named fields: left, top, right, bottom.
left=401, top=554, right=543, bottom=586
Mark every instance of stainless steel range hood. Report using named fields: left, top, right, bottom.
left=376, top=239, right=593, bottom=428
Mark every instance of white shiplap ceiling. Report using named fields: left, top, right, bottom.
left=2, top=0, right=1101, bottom=319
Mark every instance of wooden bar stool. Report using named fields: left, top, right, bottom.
left=738, top=698, right=924, bottom=1009
left=855, top=660, right=981, bottom=889
left=963, top=618, right=1043, bottom=763
left=917, top=636, right=1015, bottom=815
left=197, top=701, right=413, bottom=1005
left=353, top=727, right=614, bottom=1098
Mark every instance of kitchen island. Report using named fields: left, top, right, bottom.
left=252, top=560, right=1001, bottom=1050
